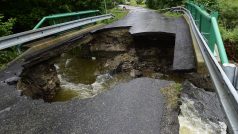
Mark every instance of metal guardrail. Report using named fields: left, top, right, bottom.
left=0, top=14, right=113, bottom=50
left=185, top=1, right=229, bottom=64
left=172, top=6, right=238, bottom=134
left=33, top=10, right=100, bottom=30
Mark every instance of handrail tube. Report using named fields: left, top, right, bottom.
left=211, top=17, right=229, bottom=63
left=187, top=2, right=211, bottom=20
left=0, top=14, right=113, bottom=50
left=46, top=10, right=99, bottom=18
left=34, top=18, right=47, bottom=30
left=173, top=6, right=238, bottom=133
left=185, top=1, right=229, bottom=64
left=33, top=10, right=100, bottom=29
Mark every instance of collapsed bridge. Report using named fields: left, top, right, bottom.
left=0, top=2, right=237, bottom=134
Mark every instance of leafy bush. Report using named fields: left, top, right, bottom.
left=193, top=0, right=238, bottom=42
left=220, top=26, right=238, bottom=43
left=195, top=0, right=219, bottom=10
left=145, top=0, right=183, bottom=9
left=104, top=8, right=129, bottom=24
left=163, top=11, right=182, bottom=18
left=0, top=15, right=18, bottom=70
left=218, top=0, right=238, bottom=29
left=0, top=15, right=15, bottom=36
left=0, top=48, right=19, bottom=70
left=0, top=0, right=123, bottom=33
left=145, top=0, right=157, bottom=9
left=136, top=0, right=144, bottom=4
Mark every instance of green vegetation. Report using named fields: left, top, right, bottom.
left=129, top=0, right=146, bottom=7
left=0, top=0, right=125, bottom=33
left=146, top=0, right=184, bottom=9
left=162, top=12, right=182, bottom=18
left=194, top=0, right=238, bottom=61
left=0, top=15, right=16, bottom=36
left=104, top=8, right=129, bottom=24
left=136, top=0, right=144, bottom=5
left=0, top=15, right=18, bottom=70
left=203, top=0, right=238, bottom=61
left=0, top=48, right=19, bottom=70
left=218, top=0, right=238, bottom=41
left=195, top=0, right=219, bottom=10
left=0, top=0, right=128, bottom=70
left=160, top=83, right=182, bottom=109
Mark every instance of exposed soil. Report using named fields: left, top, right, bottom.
left=15, top=27, right=217, bottom=134
left=89, top=28, right=134, bottom=57
left=17, top=62, right=60, bottom=102
left=224, top=41, right=238, bottom=63
left=17, top=28, right=213, bottom=102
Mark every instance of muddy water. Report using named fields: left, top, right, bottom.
left=53, top=51, right=132, bottom=101
left=54, top=52, right=106, bottom=85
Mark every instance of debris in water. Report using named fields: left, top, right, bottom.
left=92, top=57, right=96, bottom=60
left=130, top=69, right=143, bottom=78
left=65, top=59, right=72, bottom=68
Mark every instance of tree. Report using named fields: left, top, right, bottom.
left=136, top=0, right=143, bottom=4
left=145, top=0, right=183, bottom=9
left=0, top=0, right=114, bottom=33
left=146, top=0, right=157, bottom=9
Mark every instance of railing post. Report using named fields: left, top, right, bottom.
left=192, top=6, right=196, bottom=18
left=211, top=11, right=218, bottom=20
left=208, top=12, right=218, bottom=53
left=209, top=26, right=216, bottom=53
left=199, top=5, right=205, bottom=31
left=211, top=17, right=229, bottom=64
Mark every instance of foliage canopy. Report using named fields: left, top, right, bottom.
left=0, top=0, right=122, bottom=33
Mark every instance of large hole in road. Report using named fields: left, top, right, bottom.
left=134, top=32, right=175, bottom=73
left=17, top=28, right=211, bottom=102
left=16, top=27, right=225, bottom=133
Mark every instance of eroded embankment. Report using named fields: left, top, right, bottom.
left=17, top=28, right=181, bottom=102
left=16, top=27, right=226, bottom=133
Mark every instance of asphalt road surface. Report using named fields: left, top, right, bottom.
left=98, top=5, right=195, bottom=71
left=0, top=6, right=195, bottom=134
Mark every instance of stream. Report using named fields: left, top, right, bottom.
left=53, top=52, right=132, bottom=101
left=179, top=97, right=227, bottom=134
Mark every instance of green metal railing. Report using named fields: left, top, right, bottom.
left=33, top=10, right=100, bottom=30
left=185, top=1, right=229, bottom=64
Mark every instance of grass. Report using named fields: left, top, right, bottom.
left=0, top=48, right=19, bottom=70
left=103, top=8, right=129, bottom=24
left=130, top=0, right=137, bottom=6
left=130, top=0, right=146, bottom=8
left=161, top=11, right=182, bottom=18
left=160, top=83, right=182, bottom=110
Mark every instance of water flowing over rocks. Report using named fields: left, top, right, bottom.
left=179, top=81, right=227, bottom=134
